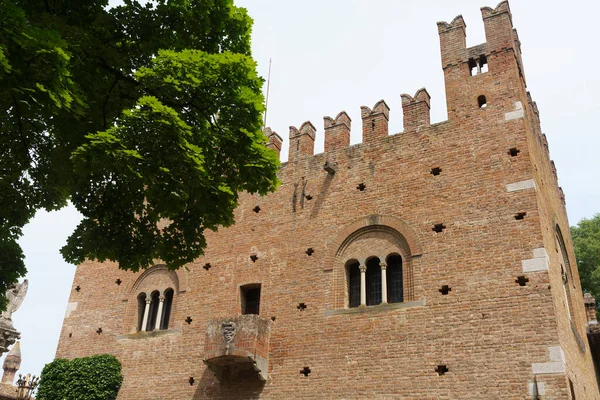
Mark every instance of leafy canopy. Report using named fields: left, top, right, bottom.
left=571, top=214, right=600, bottom=311
left=0, top=0, right=279, bottom=309
left=36, top=354, right=123, bottom=400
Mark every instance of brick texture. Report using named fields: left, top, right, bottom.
left=56, top=2, right=599, bottom=399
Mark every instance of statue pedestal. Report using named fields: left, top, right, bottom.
left=0, top=322, right=20, bottom=355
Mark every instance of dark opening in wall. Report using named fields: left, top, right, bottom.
left=515, top=276, right=529, bottom=286
left=306, top=248, right=314, bottom=256
left=515, top=212, right=526, bottom=220
left=305, top=194, right=313, bottom=201
left=96, top=327, right=102, bottom=334
left=115, top=279, right=122, bottom=285
left=300, top=367, right=311, bottom=377
left=439, top=285, right=451, bottom=295
left=430, top=167, right=442, bottom=176
left=509, top=148, right=520, bottom=157
left=357, top=183, right=366, bottom=191
left=435, top=365, right=448, bottom=376
left=253, top=205, right=261, bottom=213
left=366, top=258, right=382, bottom=306
left=297, top=302, right=307, bottom=311
left=468, top=58, right=478, bottom=76
left=185, top=316, right=193, bottom=324
left=469, top=55, right=488, bottom=75
left=203, top=263, right=211, bottom=270
left=147, top=290, right=160, bottom=331
left=189, top=377, right=195, bottom=386
left=250, top=254, right=258, bottom=262
left=478, top=95, right=487, bottom=108
left=75, top=286, right=81, bottom=292
left=160, top=288, right=174, bottom=330
left=241, top=284, right=261, bottom=315
left=137, top=293, right=146, bottom=331
left=432, top=223, right=446, bottom=233
left=348, top=261, right=361, bottom=308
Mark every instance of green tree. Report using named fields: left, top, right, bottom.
left=571, top=214, right=600, bottom=309
left=0, top=0, right=279, bottom=310
left=36, top=354, right=123, bottom=400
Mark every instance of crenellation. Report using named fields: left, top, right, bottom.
left=323, top=111, right=351, bottom=153
left=437, top=15, right=466, bottom=68
left=289, top=121, right=316, bottom=159
left=264, top=127, right=283, bottom=158
left=480, top=1, right=511, bottom=19
left=361, top=100, right=390, bottom=144
left=401, top=88, right=431, bottom=132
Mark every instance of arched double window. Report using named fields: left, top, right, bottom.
left=137, top=288, right=174, bottom=332
left=347, top=254, right=404, bottom=308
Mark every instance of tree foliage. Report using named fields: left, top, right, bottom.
left=0, top=0, right=279, bottom=309
left=36, top=354, right=123, bottom=400
left=571, top=214, right=600, bottom=308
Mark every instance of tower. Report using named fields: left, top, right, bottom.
left=55, top=2, right=600, bottom=399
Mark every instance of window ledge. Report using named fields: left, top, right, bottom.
left=116, top=329, right=181, bottom=341
left=324, top=300, right=425, bottom=316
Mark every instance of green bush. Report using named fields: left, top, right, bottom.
left=36, top=354, right=122, bottom=400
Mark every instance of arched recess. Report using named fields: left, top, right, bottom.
left=124, top=264, right=183, bottom=333
left=555, top=223, right=577, bottom=321
left=325, top=215, right=422, bottom=309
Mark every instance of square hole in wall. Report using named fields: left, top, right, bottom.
left=241, top=284, right=261, bottom=315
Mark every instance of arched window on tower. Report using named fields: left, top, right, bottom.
left=160, top=288, right=174, bottom=330
left=387, top=255, right=404, bottom=304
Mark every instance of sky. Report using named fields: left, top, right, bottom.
left=2, top=0, right=600, bottom=382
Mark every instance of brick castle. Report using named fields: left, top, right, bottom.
left=56, top=2, right=600, bottom=398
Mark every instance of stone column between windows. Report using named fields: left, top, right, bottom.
left=154, top=295, right=165, bottom=331
left=359, top=264, right=367, bottom=306
left=141, top=297, right=152, bottom=332
left=380, top=261, right=388, bottom=304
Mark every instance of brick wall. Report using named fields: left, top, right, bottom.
left=55, top=1, right=600, bottom=399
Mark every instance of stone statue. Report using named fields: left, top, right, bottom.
left=0, top=280, right=28, bottom=328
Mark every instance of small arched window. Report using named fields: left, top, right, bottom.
left=348, top=261, right=361, bottom=308
left=137, top=293, right=147, bottom=332
left=478, top=95, right=487, bottom=108
left=160, top=288, right=174, bottom=330
left=387, top=255, right=403, bottom=304
left=147, top=290, right=160, bottom=331
left=137, top=289, right=174, bottom=332
left=366, top=258, right=382, bottom=306
left=348, top=254, right=405, bottom=308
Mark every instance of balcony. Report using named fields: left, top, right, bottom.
left=203, top=314, right=271, bottom=382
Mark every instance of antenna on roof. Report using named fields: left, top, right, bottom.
left=263, top=58, right=272, bottom=128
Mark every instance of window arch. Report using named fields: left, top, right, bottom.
left=128, top=264, right=181, bottom=333
left=556, top=225, right=576, bottom=322
left=328, top=215, right=421, bottom=310
left=137, top=288, right=174, bottom=332
left=346, top=254, right=405, bottom=309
